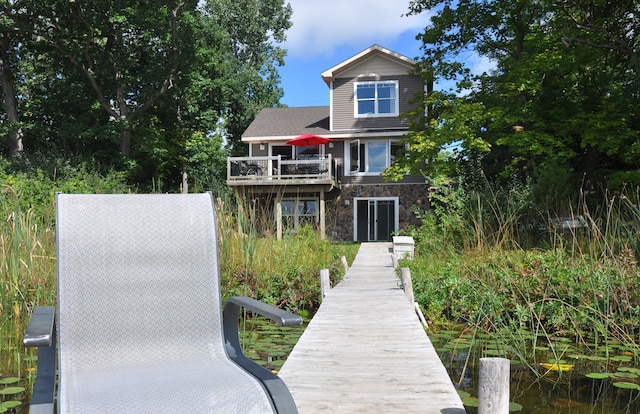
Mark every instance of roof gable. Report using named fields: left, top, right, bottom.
left=321, top=44, right=416, bottom=86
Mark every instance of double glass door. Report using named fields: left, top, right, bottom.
left=355, top=198, right=398, bottom=242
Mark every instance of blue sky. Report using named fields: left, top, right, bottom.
left=278, top=1, right=428, bottom=107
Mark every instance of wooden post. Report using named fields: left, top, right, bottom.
left=400, top=268, right=414, bottom=304
left=236, top=194, right=244, bottom=236
left=478, top=357, right=510, bottom=414
left=276, top=197, right=283, bottom=240
left=319, top=189, right=326, bottom=240
left=340, top=256, right=349, bottom=273
left=320, top=269, right=330, bottom=300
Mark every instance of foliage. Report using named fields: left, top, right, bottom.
left=0, top=0, right=291, bottom=191
left=405, top=180, right=640, bottom=358
left=216, top=197, right=358, bottom=313
left=393, top=0, right=640, bottom=203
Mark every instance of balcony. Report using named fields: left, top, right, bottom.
left=227, top=154, right=341, bottom=189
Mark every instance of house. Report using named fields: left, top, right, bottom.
left=227, top=45, right=430, bottom=242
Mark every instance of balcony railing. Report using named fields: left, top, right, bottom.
left=227, top=154, right=340, bottom=186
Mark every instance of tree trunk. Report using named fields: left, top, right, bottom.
left=0, top=40, right=24, bottom=157
left=119, top=128, right=132, bottom=155
left=181, top=165, right=188, bottom=194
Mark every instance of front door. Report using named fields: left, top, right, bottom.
left=354, top=198, right=398, bottom=242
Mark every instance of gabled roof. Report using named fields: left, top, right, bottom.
left=241, top=105, right=408, bottom=142
left=242, top=107, right=330, bottom=140
left=321, top=44, right=417, bottom=87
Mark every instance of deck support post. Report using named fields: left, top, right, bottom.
left=319, top=189, right=326, bottom=240
left=275, top=192, right=283, bottom=240
left=236, top=192, right=244, bottom=236
left=478, top=357, right=510, bottom=414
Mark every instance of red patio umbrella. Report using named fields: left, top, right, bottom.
left=286, top=134, right=330, bottom=146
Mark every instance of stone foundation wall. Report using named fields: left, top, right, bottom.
left=326, top=183, right=430, bottom=241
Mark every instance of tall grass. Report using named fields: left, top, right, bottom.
left=0, top=195, right=56, bottom=379
left=217, top=193, right=358, bottom=314
left=405, top=181, right=640, bottom=365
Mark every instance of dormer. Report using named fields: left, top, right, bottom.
left=321, top=45, right=421, bottom=132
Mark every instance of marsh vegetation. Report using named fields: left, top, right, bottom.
left=399, top=179, right=640, bottom=411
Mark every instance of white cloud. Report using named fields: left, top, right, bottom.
left=284, top=0, right=426, bottom=58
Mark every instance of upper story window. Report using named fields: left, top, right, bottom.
left=348, top=139, right=407, bottom=175
left=354, top=81, right=399, bottom=117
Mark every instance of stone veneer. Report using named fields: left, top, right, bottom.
left=325, top=183, right=430, bottom=241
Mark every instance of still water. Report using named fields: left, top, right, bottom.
left=430, top=329, right=640, bottom=413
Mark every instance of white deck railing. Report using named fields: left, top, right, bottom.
left=227, top=154, right=337, bottom=183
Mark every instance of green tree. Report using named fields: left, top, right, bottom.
left=197, top=0, right=292, bottom=154
left=1, top=0, right=292, bottom=191
left=392, top=0, right=640, bottom=198
left=0, top=7, right=27, bottom=157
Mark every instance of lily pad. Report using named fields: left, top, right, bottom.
left=461, top=395, right=479, bottom=407
left=0, top=401, right=22, bottom=409
left=0, top=377, right=19, bottom=385
left=541, top=362, right=574, bottom=372
left=585, top=372, right=610, bottom=379
left=611, top=355, right=633, bottom=362
left=457, top=390, right=471, bottom=399
left=613, top=372, right=639, bottom=379
left=618, top=367, right=640, bottom=375
left=612, top=382, right=640, bottom=391
left=509, top=402, right=524, bottom=411
left=0, top=387, right=25, bottom=395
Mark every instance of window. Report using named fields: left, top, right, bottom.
left=354, top=81, right=398, bottom=117
left=390, top=142, right=406, bottom=164
left=280, top=198, right=318, bottom=231
left=348, top=140, right=407, bottom=175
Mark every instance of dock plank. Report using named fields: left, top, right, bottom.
left=278, top=243, right=465, bottom=413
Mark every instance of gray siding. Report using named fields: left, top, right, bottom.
left=332, top=74, right=423, bottom=131
left=250, top=143, right=269, bottom=157
left=325, top=142, right=345, bottom=172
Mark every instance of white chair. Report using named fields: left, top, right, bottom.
left=24, top=193, right=301, bottom=413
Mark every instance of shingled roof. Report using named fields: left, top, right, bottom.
left=242, top=106, right=330, bottom=140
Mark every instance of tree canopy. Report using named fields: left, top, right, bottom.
left=388, top=0, right=640, bottom=204
left=1, top=0, right=291, bottom=191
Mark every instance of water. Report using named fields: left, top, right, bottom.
left=430, top=329, right=640, bottom=413
left=245, top=319, right=640, bottom=412
left=240, top=316, right=306, bottom=372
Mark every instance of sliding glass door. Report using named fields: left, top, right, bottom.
left=354, top=198, right=398, bottom=242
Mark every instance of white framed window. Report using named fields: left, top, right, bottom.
left=354, top=80, right=399, bottom=117
left=279, top=198, right=318, bottom=231
left=347, top=139, right=407, bottom=175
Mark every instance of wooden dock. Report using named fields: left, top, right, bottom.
left=278, top=243, right=466, bottom=413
